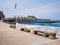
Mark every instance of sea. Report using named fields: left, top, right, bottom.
left=17, top=22, right=60, bottom=34
left=19, top=22, right=60, bottom=27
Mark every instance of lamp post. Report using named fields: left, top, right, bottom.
left=14, top=3, right=17, bottom=24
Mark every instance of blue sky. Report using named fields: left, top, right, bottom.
left=0, top=0, right=60, bottom=20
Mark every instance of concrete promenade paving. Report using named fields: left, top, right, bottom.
left=0, top=22, right=60, bottom=45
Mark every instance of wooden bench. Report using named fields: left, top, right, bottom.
left=33, top=30, right=56, bottom=39
left=10, top=24, right=16, bottom=29
left=20, top=28, right=30, bottom=32
left=33, top=31, right=49, bottom=37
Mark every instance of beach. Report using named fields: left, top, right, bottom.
left=0, top=22, right=60, bottom=45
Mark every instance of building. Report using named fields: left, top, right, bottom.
left=17, top=16, right=51, bottom=23
left=0, top=11, right=5, bottom=20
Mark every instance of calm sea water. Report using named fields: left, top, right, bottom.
left=19, top=22, right=60, bottom=27
left=31, top=23, right=60, bottom=27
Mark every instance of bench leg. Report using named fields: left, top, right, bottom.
left=33, top=31, right=37, bottom=34
left=43, top=33, right=49, bottom=37
left=21, top=28, right=24, bottom=31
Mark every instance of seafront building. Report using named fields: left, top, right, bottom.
left=3, top=16, right=51, bottom=24
left=0, top=10, right=59, bottom=24
left=0, top=11, right=5, bottom=20
left=17, top=16, right=51, bottom=23
left=3, top=18, right=16, bottom=24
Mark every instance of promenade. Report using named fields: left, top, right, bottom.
left=0, top=22, right=60, bottom=45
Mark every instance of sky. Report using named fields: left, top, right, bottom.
left=0, top=0, right=60, bottom=20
